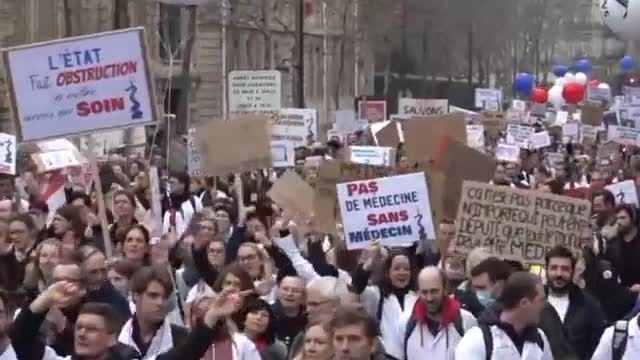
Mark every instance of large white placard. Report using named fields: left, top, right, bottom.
left=272, top=108, right=317, bottom=148
left=0, top=133, right=16, bottom=175
left=271, top=140, right=294, bottom=168
left=337, top=173, right=435, bottom=250
left=475, top=88, right=502, bottom=111
left=398, top=98, right=449, bottom=117
left=530, top=131, right=551, bottom=150
left=496, top=143, right=520, bottom=163
left=466, top=125, right=485, bottom=150
left=506, top=124, right=534, bottom=149
left=2, top=27, right=156, bottom=142
left=349, top=146, right=394, bottom=167
left=229, top=70, right=281, bottom=112
left=606, top=180, right=639, bottom=207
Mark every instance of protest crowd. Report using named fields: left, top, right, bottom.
left=4, top=16, right=640, bottom=360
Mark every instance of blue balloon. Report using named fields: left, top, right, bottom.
left=552, top=65, right=569, bottom=77
left=573, top=59, right=592, bottom=74
left=514, top=72, right=534, bottom=95
left=621, top=55, right=635, bottom=72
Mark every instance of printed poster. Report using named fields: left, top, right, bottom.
left=358, top=99, right=387, bottom=123
left=0, top=133, right=16, bottom=175
left=475, top=88, right=502, bottom=111
left=398, top=98, right=449, bottom=117
left=272, top=108, right=318, bottom=148
left=349, top=146, right=395, bottom=167
left=605, top=180, right=639, bottom=207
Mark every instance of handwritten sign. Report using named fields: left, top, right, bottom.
left=0, top=133, right=16, bottom=175
left=268, top=170, right=315, bottom=230
left=506, top=124, right=534, bottom=149
left=496, top=143, right=520, bottom=163
left=334, top=110, right=357, bottom=134
left=187, top=129, right=204, bottom=176
left=466, top=125, right=485, bottom=150
left=562, top=123, right=579, bottom=143
left=32, top=149, right=84, bottom=173
left=337, top=172, right=435, bottom=249
left=398, top=98, right=449, bottom=117
left=530, top=131, right=551, bottom=150
left=607, top=125, right=640, bottom=146
left=271, top=140, right=295, bottom=168
left=228, top=70, right=281, bottom=112
left=475, top=88, right=502, bottom=111
left=605, top=180, right=639, bottom=207
left=272, top=108, right=317, bottom=148
left=349, top=146, right=395, bottom=167
left=2, top=27, right=156, bottom=142
left=453, top=181, right=591, bottom=263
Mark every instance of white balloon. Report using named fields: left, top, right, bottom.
left=575, top=72, right=588, bottom=85
left=554, top=78, right=565, bottom=87
left=600, top=0, right=640, bottom=41
left=548, top=85, right=565, bottom=109
left=564, top=73, right=575, bottom=82
left=598, top=82, right=611, bottom=90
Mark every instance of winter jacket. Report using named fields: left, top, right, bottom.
left=84, top=280, right=131, bottom=320
left=591, top=313, right=640, bottom=360
left=271, top=300, right=307, bottom=350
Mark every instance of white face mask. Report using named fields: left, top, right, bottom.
left=475, top=289, right=494, bottom=307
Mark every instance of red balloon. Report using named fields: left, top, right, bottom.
left=530, top=87, right=548, bottom=103
left=562, top=82, right=585, bottom=104
left=588, top=80, right=600, bottom=87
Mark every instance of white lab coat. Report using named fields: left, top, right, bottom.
left=591, top=315, right=640, bottom=360
left=0, top=345, right=16, bottom=360
left=454, top=325, right=553, bottom=360
left=162, top=196, right=203, bottom=238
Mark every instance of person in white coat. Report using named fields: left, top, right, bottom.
left=386, top=266, right=477, bottom=360
left=455, top=272, right=553, bottom=360
left=591, top=314, right=640, bottom=360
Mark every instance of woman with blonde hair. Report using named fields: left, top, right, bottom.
left=293, top=322, right=333, bottom=360
left=22, top=238, right=63, bottom=295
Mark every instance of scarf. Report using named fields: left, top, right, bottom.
left=118, top=316, right=174, bottom=359
left=410, top=296, right=461, bottom=346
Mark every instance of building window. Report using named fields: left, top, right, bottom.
left=159, top=4, right=183, bottom=62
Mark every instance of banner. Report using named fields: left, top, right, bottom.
left=228, top=70, right=281, bottom=112
left=272, top=108, right=317, bottom=148
left=453, top=181, right=591, bottom=263
left=348, top=146, right=395, bottom=167
left=398, top=98, right=449, bottom=117
left=2, top=27, right=156, bottom=142
left=337, top=173, right=435, bottom=249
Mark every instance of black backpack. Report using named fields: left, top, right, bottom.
left=612, top=320, right=629, bottom=360
left=478, top=323, right=544, bottom=360
left=403, top=311, right=465, bottom=360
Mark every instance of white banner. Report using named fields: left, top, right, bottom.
left=272, top=108, right=318, bottom=148
left=229, top=70, right=281, bottom=112
left=349, top=146, right=395, bottom=167
left=398, top=98, right=449, bottom=117
left=2, top=27, right=156, bottom=142
left=337, top=173, right=435, bottom=250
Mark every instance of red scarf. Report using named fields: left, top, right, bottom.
left=411, top=295, right=461, bottom=328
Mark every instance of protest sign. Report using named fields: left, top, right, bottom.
left=268, top=170, right=315, bottom=229
left=32, top=149, right=85, bottom=173
left=148, top=166, right=162, bottom=238
left=187, top=129, right=204, bottom=177
left=349, top=146, right=395, bottom=167
left=197, top=114, right=272, bottom=175
left=453, top=181, right=591, bottom=263
left=337, top=173, right=435, bottom=250
left=607, top=125, right=640, bottom=146
left=562, top=123, right=579, bottom=143
left=334, top=110, right=357, bottom=134
left=555, top=111, right=569, bottom=126
left=581, top=125, right=598, bottom=145
left=271, top=140, right=294, bottom=168
left=511, top=100, right=527, bottom=113
left=480, top=112, right=507, bottom=138
left=495, top=143, right=520, bottom=163
left=398, top=98, right=449, bottom=117
left=546, top=152, right=565, bottom=166
left=623, top=86, right=640, bottom=104
left=404, top=113, right=466, bottom=164
left=2, top=27, right=156, bottom=142
left=475, top=88, right=502, bottom=111
left=0, top=133, right=16, bottom=175
left=228, top=70, right=281, bottom=112
left=271, top=108, right=317, bottom=147
left=506, top=124, right=534, bottom=149
left=581, top=103, right=604, bottom=126
left=587, top=87, right=611, bottom=104
left=358, top=99, right=387, bottom=123
left=606, top=180, right=639, bottom=207
left=466, top=125, right=485, bottom=150
left=374, top=121, right=401, bottom=148
left=530, top=131, right=551, bottom=150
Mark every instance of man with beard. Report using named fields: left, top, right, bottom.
left=538, top=246, right=607, bottom=360
left=389, top=266, right=477, bottom=360
left=162, top=171, right=202, bottom=238
left=603, top=205, right=640, bottom=290
left=591, top=190, right=616, bottom=231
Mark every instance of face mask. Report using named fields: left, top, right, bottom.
left=475, top=289, right=494, bottom=307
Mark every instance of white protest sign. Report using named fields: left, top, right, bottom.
left=547, top=152, right=565, bottom=166
left=148, top=166, right=162, bottom=238
left=466, top=125, right=485, bottom=149
left=562, top=123, right=579, bottom=143
left=607, top=125, right=640, bottom=146
left=496, top=143, right=520, bottom=163
left=187, top=129, right=204, bottom=177
left=272, top=108, right=317, bottom=148
left=337, top=172, right=435, bottom=250
left=618, top=105, right=640, bottom=128
left=530, top=131, right=551, bottom=150
left=2, top=27, right=156, bottom=142
left=229, top=70, right=281, bottom=112
left=506, top=124, right=534, bottom=149
left=0, top=133, right=16, bottom=175
left=606, top=180, right=639, bottom=207
left=398, top=98, right=449, bottom=117
left=587, top=87, right=611, bottom=104
left=32, top=149, right=83, bottom=172
left=581, top=125, right=598, bottom=143
left=555, top=111, right=569, bottom=126
left=271, top=140, right=294, bottom=168
left=475, top=88, right=502, bottom=111
left=623, top=86, right=640, bottom=104
left=349, top=146, right=394, bottom=167
left=512, top=100, right=527, bottom=113
left=334, top=110, right=357, bottom=134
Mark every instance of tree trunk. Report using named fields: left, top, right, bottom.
left=63, top=0, right=73, bottom=36
left=176, top=5, right=197, bottom=135
left=261, top=0, right=272, bottom=69
left=334, top=1, right=350, bottom=109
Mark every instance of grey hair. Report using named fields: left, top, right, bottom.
left=307, top=276, right=349, bottom=304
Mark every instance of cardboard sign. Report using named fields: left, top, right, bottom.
left=506, top=124, right=534, bottom=149
left=606, top=180, right=639, bottom=207
left=272, top=108, right=317, bottom=148
left=187, top=129, right=204, bottom=177
left=337, top=172, right=435, bottom=249
left=581, top=125, right=598, bottom=145
left=0, top=133, right=16, bottom=175
left=404, top=113, right=466, bottom=164
left=358, top=100, right=387, bottom=123
left=475, top=88, right=502, bottom=111
left=2, top=27, right=157, bottom=142
left=466, top=125, right=485, bottom=149
left=196, top=114, right=272, bottom=175
left=581, top=103, right=604, bottom=126
left=268, top=170, right=315, bottom=228
left=607, top=125, right=640, bottom=146
left=349, top=146, right=395, bottom=167
left=453, top=181, right=591, bottom=263
left=271, top=140, right=295, bottom=168
left=495, top=143, right=520, bottom=163
left=398, top=98, right=449, bottom=117
left=530, top=131, right=551, bottom=150
left=228, top=70, right=281, bottom=112
left=374, top=121, right=401, bottom=149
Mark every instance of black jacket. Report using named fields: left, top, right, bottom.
left=84, top=281, right=132, bottom=320
left=538, top=285, right=607, bottom=360
left=271, top=300, right=307, bottom=350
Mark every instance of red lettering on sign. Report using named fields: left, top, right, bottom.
left=77, top=97, right=125, bottom=117
left=346, top=181, right=379, bottom=196
left=367, top=210, right=409, bottom=226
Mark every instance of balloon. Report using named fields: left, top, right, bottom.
left=620, top=55, right=636, bottom=71
left=531, top=87, right=548, bottom=103
left=575, top=72, right=588, bottom=85
left=552, top=65, right=569, bottom=77
left=588, top=79, right=601, bottom=87
left=573, top=59, right=592, bottom=74
left=554, top=78, right=566, bottom=87
left=564, top=73, right=575, bottom=82
left=598, top=83, right=611, bottom=90
left=514, top=72, right=534, bottom=95
left=600, top=0, right=640, bottom=41
left=562, top=82, right=585, bottom=104
left=548, top=85, right=565, bottom=109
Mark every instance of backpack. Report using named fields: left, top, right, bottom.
left=478, top=323, right=544, bottom=360
left=612, top=320, right=629, bottom=360
left=403, top=311, right=465, bottom=360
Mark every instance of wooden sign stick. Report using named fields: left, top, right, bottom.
left=86, top=137, right=113, bottom=258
